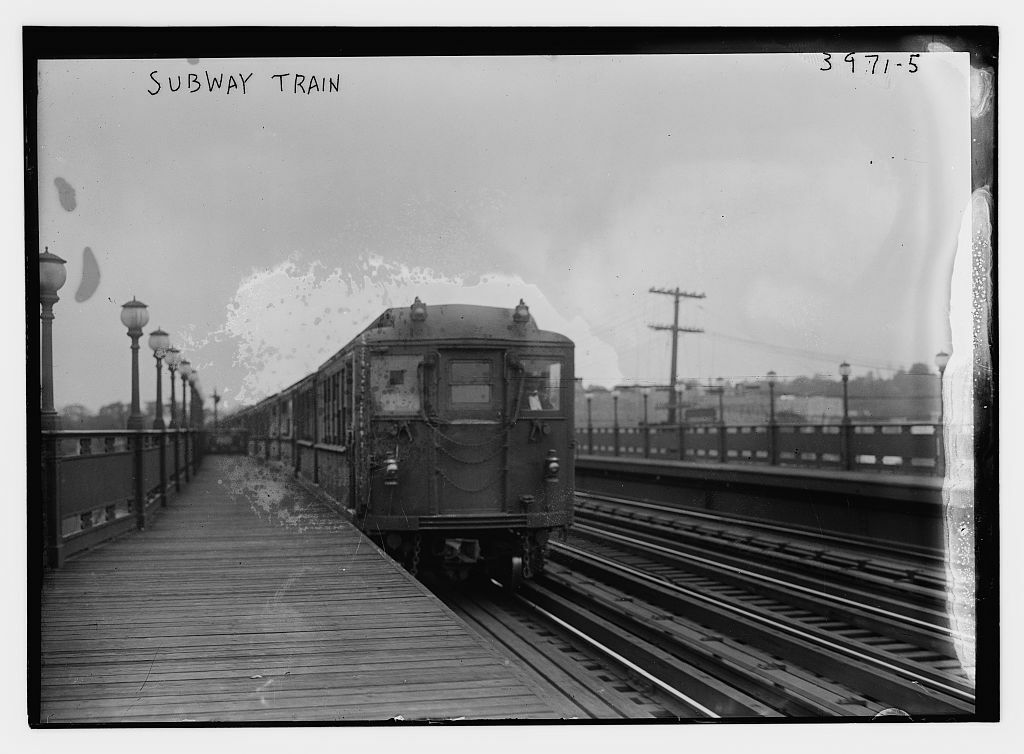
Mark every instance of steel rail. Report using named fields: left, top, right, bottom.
left=575, top=490, right=945, bottom=567
left=570, top=521, right=971, bottom=645
left=550, top=540, right=976, bottom=705
left=490, top=579, right=721, bottom=718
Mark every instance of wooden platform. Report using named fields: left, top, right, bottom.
left=38, top=456, right=570, bottom=722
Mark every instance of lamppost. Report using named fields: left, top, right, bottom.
left=40, top=248, right=68, bottom=566
left=39, top=248, right=68, bottom=431
left=147, top=327, right=170, bottom=506
left=120, top=298, right=150, bottom=430
left=585, top=392, right=594, bottom=454
left=715, top=378, right=726, bottom=462
left=189, top=371, right=200, bottom=469
left=194, top=381, right=204, bottom=465
left=766, top=370, right=778, bottom=465
left=188, top=371, right=199, bottom=428
left=148, top=328, right=170, bottom=429
left=196, top=382, right=204, bottom=430
left=935, top=350, right=950, bottom=475
left=179, top=360, right=192, bottom=426
left=676, top=386, right=686, bottom=460
left=165, top=348, right=181, bottom=429
left=179, top=360, right=192, bottom=482
left=213, top=388, right=221, bottom=432
left=839, top=362, right=851, bottom=422
left=165, top=347, right=181, bottom=492
left=839, top=361, right=852, bottom=470
left=642, top=387, right=651, bottom=458
left=611, top=389, right=620, bottom=457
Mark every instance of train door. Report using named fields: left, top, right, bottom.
left=436, top=350, right=507, bottom=513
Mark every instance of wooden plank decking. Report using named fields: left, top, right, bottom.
left=38, top=456, right=570, bottom=723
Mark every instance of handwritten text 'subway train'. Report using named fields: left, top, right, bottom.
left=228, top=299, right=575, bottom=584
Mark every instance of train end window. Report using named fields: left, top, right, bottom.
left=522, top=358, right=562, bottom=412
left=449, top=361, right=493, bottom=405
left=389, top=370, right=405, bottom=386
left=451, top=384, right=491, bottom=404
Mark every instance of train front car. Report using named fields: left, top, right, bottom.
left=356, top=299, right=575, bottom=584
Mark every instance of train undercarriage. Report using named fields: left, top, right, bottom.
left=376, top=528, right=558, bottom=587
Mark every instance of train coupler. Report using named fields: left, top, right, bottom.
left=443, top=538, right=481, bottom=564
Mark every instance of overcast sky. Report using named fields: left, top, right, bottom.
left=36, top=52, right=971, bottom=412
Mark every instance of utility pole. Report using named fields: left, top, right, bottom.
left=649, top=287, right=705, bottom=424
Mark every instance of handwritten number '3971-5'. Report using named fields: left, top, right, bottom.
left=819, top=53, right=921, bottom=73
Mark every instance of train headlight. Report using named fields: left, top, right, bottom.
left=384, top=455, right=399, bottom=486
left=513, top=299, right=530, bottom=323
left=544, top=449, right=560, bottom=481
left=410, top=297, right=427, bottom=322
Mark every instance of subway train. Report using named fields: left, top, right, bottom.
left=227, top=298, right=575, bottom=584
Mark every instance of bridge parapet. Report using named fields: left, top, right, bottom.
left=40, top=428, right=205, bottom=568
left=577, top=421, right=942, bottom=476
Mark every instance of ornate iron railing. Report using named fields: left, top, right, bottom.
left=40, top=429, right=205, bottom=567
left=576, top=421, right=943, bottom=476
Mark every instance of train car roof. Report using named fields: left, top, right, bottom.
left=318, top=302, right=573, bottom=371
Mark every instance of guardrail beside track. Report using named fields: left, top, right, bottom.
left=577, top=420, right=942, bottom=476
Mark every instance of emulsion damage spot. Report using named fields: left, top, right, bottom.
left=75, top=247, right=101, bottom=302
left=54, top=177, right=76, bottom=212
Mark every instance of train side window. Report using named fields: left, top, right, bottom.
left=521, top=358, right=561, bottom=412
left=450, top=361, right=492, bottom=404
left=323, top=375, right=331, bottom=443
left=319, top=378, right=328, bottom=442
left=339, top=366, right=347, bottom=441
left=300, top=387, right=312, bottom=440
left=370, top=355, right=422, bottom=414
left=345, top=362, right=355, bottom=442
left=332, top=372, right=340, bottom=443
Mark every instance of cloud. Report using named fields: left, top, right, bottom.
left=223, top=253, right=623, bottom=405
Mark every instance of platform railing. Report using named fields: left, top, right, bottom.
left=206, top=429, right=250, bottom=455
left=245, top=433, right=351, bottom=506
left=576, top=421, right=942, bottom=476
left=40, top=428, right=205, bottom=568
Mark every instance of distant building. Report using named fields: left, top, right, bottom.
left=777, top=395, right=844, bottom=423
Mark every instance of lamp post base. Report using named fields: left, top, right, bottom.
left=127, top=416, right=146, bottom=431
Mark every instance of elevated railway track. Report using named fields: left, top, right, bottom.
left=426, top=484, right=973, bottom=720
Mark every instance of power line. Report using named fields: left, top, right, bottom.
left=705, top=329, right=902, bottom=373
